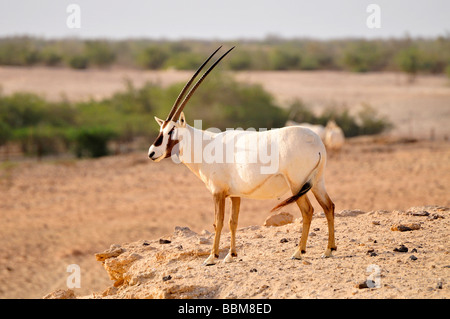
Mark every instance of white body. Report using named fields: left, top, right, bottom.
left=176, top=124, right=326, bottom=199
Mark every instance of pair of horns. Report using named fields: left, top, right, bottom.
left=165, top=45, right=235, bottom=122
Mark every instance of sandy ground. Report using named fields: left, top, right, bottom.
left=1, top=67, right=450, bottom=139
left=73, top=204, right=449, bottom=299
left=1, top=138, right=449, bottom=298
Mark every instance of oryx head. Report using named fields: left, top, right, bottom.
left=148, top=45, right=234, bottom=162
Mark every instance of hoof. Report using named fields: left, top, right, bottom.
left=223, top=253, right=235, bottom=263
left=203, top=255, right=216, bottom=266
left=321, top=249, right=333, bottom=258
left=291, top=250, right=302, bottom=260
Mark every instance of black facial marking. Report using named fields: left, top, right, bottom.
left=153, top=132, right=164, bottom=146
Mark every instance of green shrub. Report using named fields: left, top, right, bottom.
left=357, top=104, right=393, bottom=135
left=445, top=64, right=450, bottom=79
left=341, top=41, right=387, bottom=72
left=395, top=47, right=419, bottom=80
left=269, top=48, right=301, bottom=70
left=164, top=51, right=204, bottom=70
left=70, top=127, right=118, bottom=158
left=0, top=120, right=12, bottom=146
left=137, top=46, right=169, bottom=69
left=287, top=99, right=316, bottom=123
left=13, top=125, right=66, bottom=158
left=69, top=55, right=89, bottom=69
left=228, top=50, right=253, bottom=70
left=85, top=40, right=116, bottom=67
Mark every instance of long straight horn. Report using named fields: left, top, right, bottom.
left=173, top=46, right=235, bottom=121
left=165, top=46, right=223, bottom=121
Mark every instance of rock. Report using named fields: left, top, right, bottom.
left=367, top=248, right=377, bottom=257
left=393, top=245, right=408, bottom=253
left=391, top=223, right=421, bottom=232
left=102, top=252, right=142, bottom=286
left=338, top=209, right=366, bottom=217
left=95, top=244, right=124, bottom=262
left=280, top=238, right=289, bottom=243
left=198, top=237, right=210, bottom=244
left=174, top=226, right=197, bottom=237
left=159, top=239, right=171, bottom=244
left=355, top=280, right=376, bottom=289
left=409, top=255, right=418, bottom=261
left=162, top=275, right=172, bottom=282
left=43, top=289, right=76, bottom=299
left=264, top=212, right=294, bottom=227
left=406, top=210, right=429, bottom=217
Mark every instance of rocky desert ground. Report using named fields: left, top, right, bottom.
left=0, top=68, right=449, bottom=299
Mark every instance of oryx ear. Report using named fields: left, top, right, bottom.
left=154, top=116, right=165, bottom=127
left=177, top=112, right=186, bottom=128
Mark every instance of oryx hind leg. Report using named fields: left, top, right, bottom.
left=311, top=178, right=336, bottom=258
left=224, top=197, right=240, bottom=263
left=291, top=194, right=314, bottom=260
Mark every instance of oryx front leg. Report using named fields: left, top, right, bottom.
left=224, top=197, right=240, bottom=263
left=204, top=192, right=226, bottom=266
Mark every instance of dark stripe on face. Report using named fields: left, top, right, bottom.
left=153, top=132, right=164, bottom=146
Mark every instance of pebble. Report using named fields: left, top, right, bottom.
left=355, top=280, right=376, bottom=289
left=407, top=210, right=429, bottom=216
left=409, top=255, right=418, bottom=261
left=162, top=275, right=172, bottom=281
left=280, top=238, right=289, bottom=243
left=159, top=239, right=171, bottom=244
left=393, top=245, right=408, bottom=253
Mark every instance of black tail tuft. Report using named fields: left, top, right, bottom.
left=271, top=182, right=312, bottom=212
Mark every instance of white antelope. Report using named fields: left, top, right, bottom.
left=148, top=46, right=336, bottom=265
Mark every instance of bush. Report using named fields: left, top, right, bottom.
left=341, top=41, right=387, bottom=72
left=228, top=50, right=253, bottom=70
left=396, top=47, right=419, bottom=81
left=137, top=46, right=169, bottom=69
left=269, top=48, right=301, bottom=70
left=287, top=99, right=316, bottom=123
left=445, top=64, right=450, bottom=79
left=70, top=127, right=118, bottom=158
left=0, top=120, right=11, bottom=146
left=357, top=104, right=393, bottom=135
left=69, top=55, right=89, bottom=69
left=85, top=41, right=116, bottom=67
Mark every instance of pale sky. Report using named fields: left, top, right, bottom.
left=0, top=0, right=449, bottom=40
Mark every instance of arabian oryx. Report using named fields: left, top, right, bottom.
left=148, top=46, right=336, bottom=265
